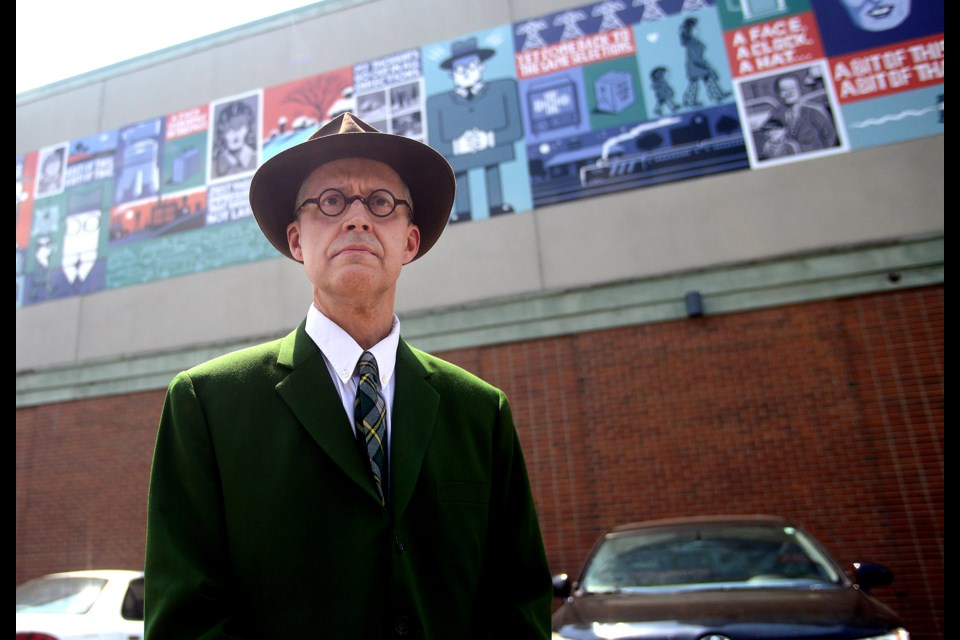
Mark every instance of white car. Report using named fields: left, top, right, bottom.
left=16, top=569, right=144, bottom=640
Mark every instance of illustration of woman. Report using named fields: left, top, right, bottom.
left=213, top=101, right=258, bottom=177
left=679, top=17, right=731, bottom=107
left=37, top=147, right=66, bottom=197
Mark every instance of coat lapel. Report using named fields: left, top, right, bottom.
left=273, top=324, right=441, bottom=514
left=274, top=322, right=380, bottom=504
left=390, top=340, right=440, bottom=520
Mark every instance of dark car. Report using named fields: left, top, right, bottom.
left=552, top=515, right=909, bottom=640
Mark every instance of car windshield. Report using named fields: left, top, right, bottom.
left=16, top=576, right=107, bottom=614
left=581, top=524, right=843, bottom=593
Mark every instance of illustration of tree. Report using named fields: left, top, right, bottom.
left=282, top=74, right=351, bottom=121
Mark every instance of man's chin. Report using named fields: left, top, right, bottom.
left=327, top=266, right=384, bottom=290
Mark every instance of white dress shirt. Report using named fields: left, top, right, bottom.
left=304, top=304, right=399, bottom=462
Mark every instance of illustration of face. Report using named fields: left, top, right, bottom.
left=777, top=77, right=802, bottom=106
left=765, top=125, right=787, bottom=142
left=840, top=0, right=910, bottom=31
left=452, top=55, right=484, bottom=88
left=62, top=210, right=101, bottom=284
left=222, top=116, right=250, bottom=153
left=42, top=153, right=62, bottom=180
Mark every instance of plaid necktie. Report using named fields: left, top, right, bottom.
left=354, top=351, right=387, bottom=506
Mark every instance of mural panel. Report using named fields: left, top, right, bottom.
left=14, top=0, right=943, bottom=308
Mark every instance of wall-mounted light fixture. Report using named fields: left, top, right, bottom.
left=685, top=291, right=704, bottom=318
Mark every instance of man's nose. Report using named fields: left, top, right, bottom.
left=341, top=198, right=373, bottom=231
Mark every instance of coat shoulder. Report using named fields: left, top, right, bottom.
left=402, top=342, right=503, bottom=401
left=180, top=336, right=287, bottom=385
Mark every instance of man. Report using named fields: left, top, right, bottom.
left=759, top=117, right=801, bottom=159
left=771, top=74, right=838, bottom=152
left=425, top=38, right=523, bottom=222
left=144, top=113, right=552, bottom=639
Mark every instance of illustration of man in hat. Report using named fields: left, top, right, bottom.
left=425, top=37, right=524, bottom=222
left=144, top=113, right=552, bottom=639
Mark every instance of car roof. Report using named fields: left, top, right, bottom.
left=608, top=514, right=796, bottom=534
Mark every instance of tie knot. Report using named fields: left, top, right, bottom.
left=357, top=351, right=379, bottom=383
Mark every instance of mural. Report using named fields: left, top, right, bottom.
left=15, top=0, right=943, bottom=308
left=425, top=27, right=531, bottom=221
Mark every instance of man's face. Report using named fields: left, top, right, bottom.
left=452, top=55, right=483, bottom=89
left=286, top=158, right=420, bottom=311
left=777, top=77, right=801, bottom=106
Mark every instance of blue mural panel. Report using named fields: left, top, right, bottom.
left=842, top=84, right=943, bottom=149
left=423, top=25, right=532, bottom=222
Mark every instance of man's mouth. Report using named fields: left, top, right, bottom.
left=334, top=243, right=378, bottom=258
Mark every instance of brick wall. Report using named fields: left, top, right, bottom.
left=16, top=390, right=162, bottom=580
left=16, top=285, right=943, bottom=639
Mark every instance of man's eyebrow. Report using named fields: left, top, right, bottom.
left=314, top=182, right=401, bottom=191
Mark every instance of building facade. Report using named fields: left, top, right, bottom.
left=17, top=0, right=943, bottom=637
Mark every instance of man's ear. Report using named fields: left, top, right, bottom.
left=402, top=224, right=421, bottom=265
left=286, top=220, right=303, bottom=262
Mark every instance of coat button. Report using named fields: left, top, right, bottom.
left=394, top=615, right=411, bottom=635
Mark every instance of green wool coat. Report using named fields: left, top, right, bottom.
left=144, top=321, right=552, bottom=639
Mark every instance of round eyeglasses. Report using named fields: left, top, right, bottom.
left=296, top=188, right=410, bottom=218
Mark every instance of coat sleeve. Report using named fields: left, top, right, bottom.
left=144, top=372, right=244, bottom=640
left=480, top=390, right=553, bottom=638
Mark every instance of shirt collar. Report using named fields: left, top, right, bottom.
left=305, top=304, right=400, bottom=387
left=456, top=81, right=484, bottom=99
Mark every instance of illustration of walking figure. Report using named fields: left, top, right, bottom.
left=650, top=66, right=681, bottom=116
left=679, top=16, right=731, bottom=106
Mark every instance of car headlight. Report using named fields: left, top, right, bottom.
left=552, top=623, right=646, bottom=640
left=863, top=630, right=910, bottom=640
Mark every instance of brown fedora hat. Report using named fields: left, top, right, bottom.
left=249, top=112, right=455, bottom=261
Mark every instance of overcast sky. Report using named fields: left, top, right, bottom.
left=16, top=0, right=322, bottom=94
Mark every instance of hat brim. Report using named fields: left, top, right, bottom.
left=439, top=47, right=496, bottom=70
left=249, top=124, right=455, bottom=262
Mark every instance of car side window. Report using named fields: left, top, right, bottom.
left=122, top=577, right=145, bottom=621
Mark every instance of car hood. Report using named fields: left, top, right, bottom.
left=552, top=586, right=902, bottom=640
left=16, top=612, right=142, bottom=640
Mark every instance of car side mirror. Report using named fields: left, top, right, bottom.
left=852, top=562, right=894, bottom=593
left=552, top=573, right=572, bottom=598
